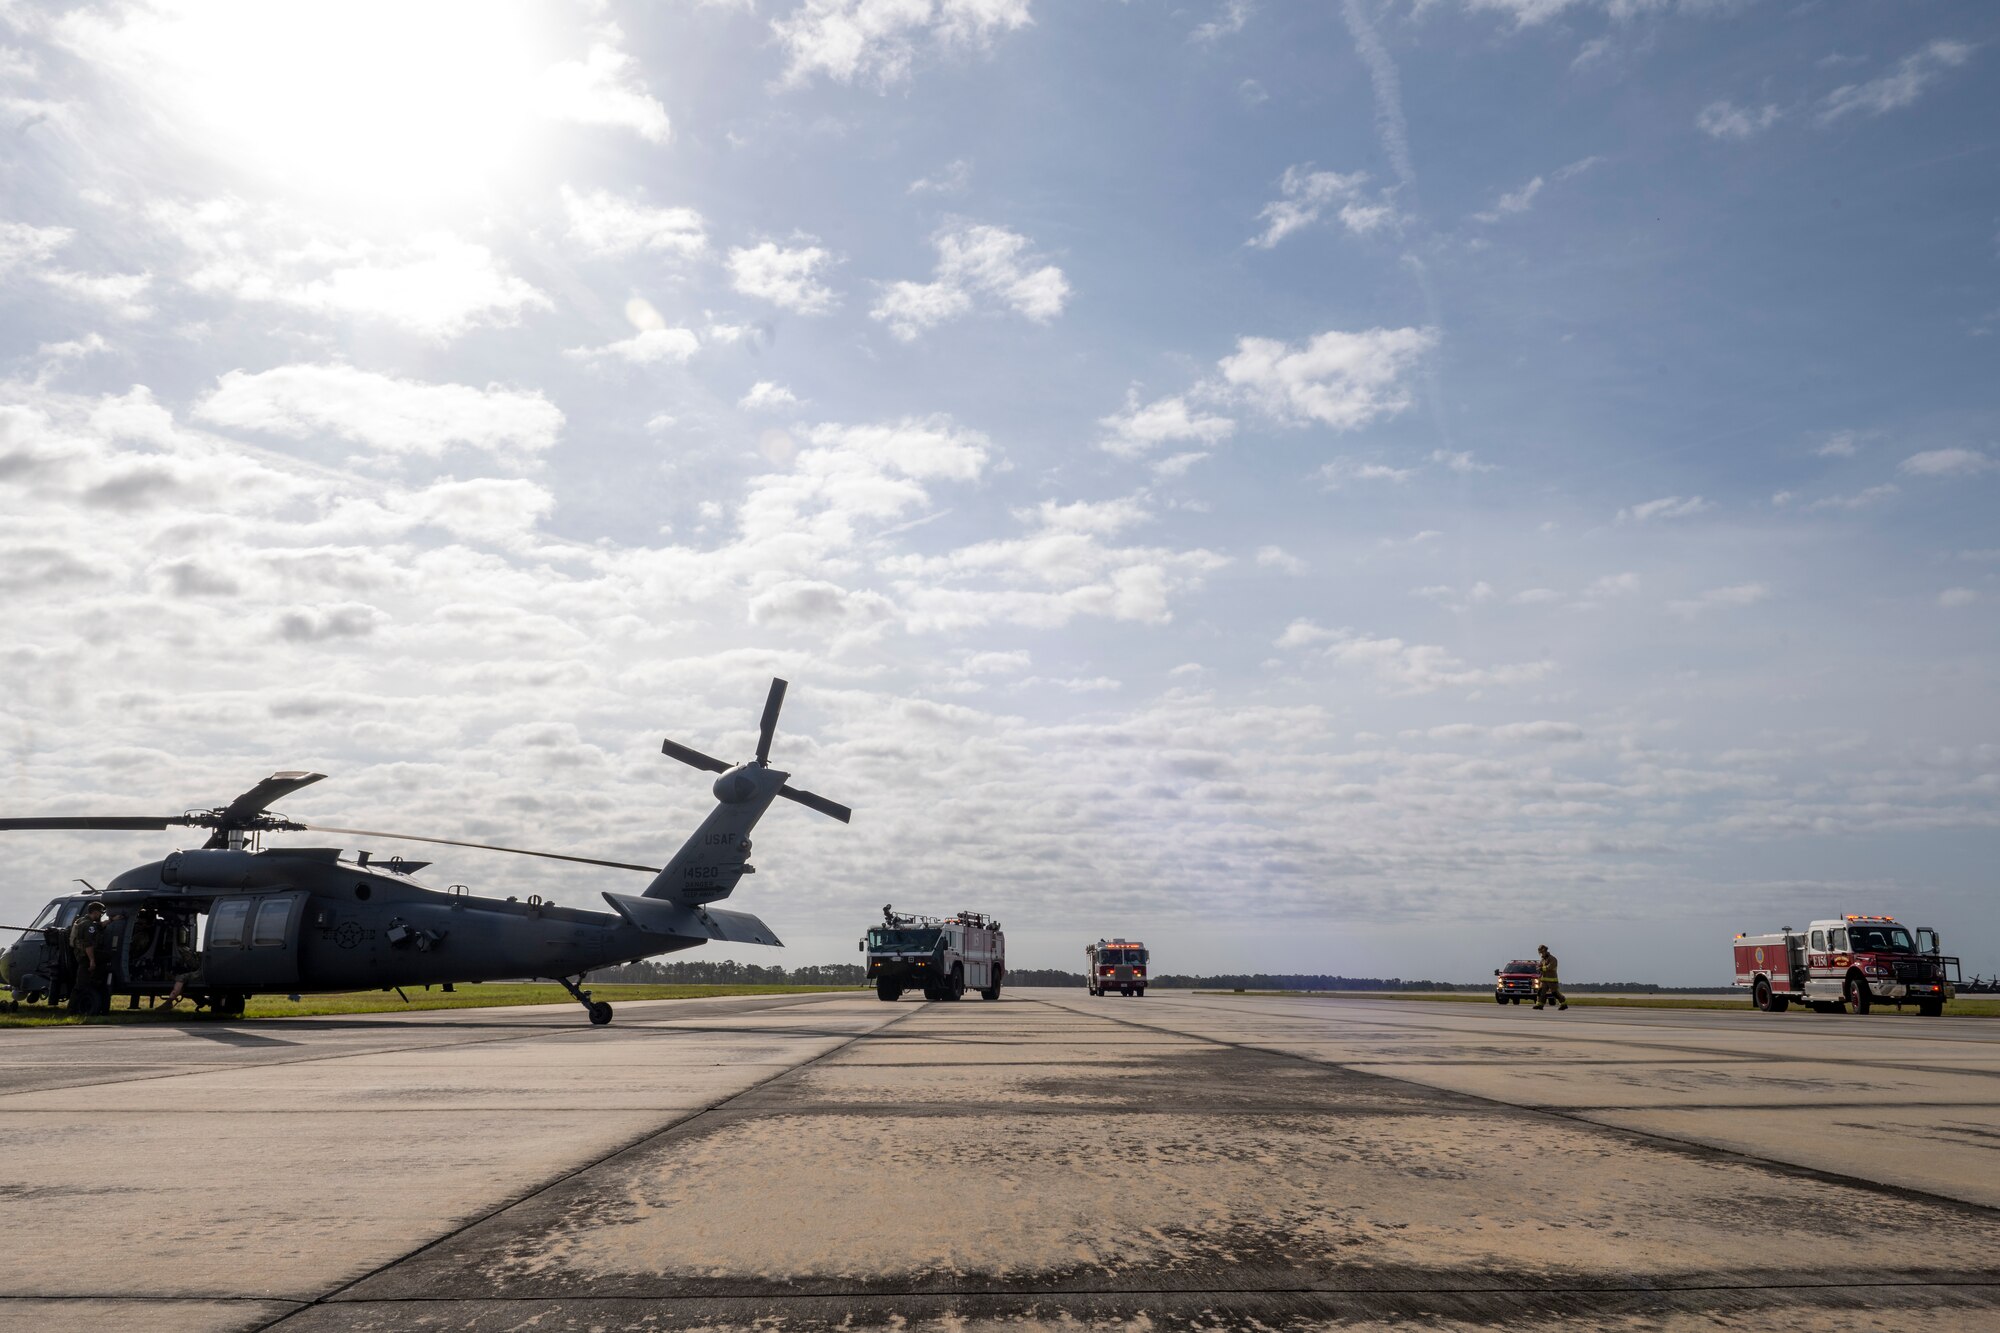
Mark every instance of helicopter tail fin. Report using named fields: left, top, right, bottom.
left=640, top=765, right=785, bottom=906
left=644, top=679, right=850, bottom=907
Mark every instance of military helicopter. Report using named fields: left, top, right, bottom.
left=0, top=679, right=847, bottom=1025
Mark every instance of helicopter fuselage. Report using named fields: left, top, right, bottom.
left=2, top=847, right=689, bottom=1010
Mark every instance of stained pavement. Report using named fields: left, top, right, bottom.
left=2, top=990, right=1997, bottom=1331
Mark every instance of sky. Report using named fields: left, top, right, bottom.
left=1, top=0, right=1996, bottom=986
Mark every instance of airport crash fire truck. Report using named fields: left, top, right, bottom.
left=863, top=906, right=1004, bottom=1002
left=1494, top=959, right=1539, bottom=1005
left=1733, top=915, right=1960, bottom=1016
left=1087, top=938, right=1149, bottom=997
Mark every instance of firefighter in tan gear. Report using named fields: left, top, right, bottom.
left=1533, top=943, right=1568, bottom=1011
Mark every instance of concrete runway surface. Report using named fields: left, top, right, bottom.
left=3, top=989, right=1999, bottom=1332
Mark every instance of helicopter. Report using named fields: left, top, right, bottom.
left=0, top=678, right=848, bottom=1026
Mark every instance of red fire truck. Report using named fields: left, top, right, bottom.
left=1087, top=938, right=1148, bottom=997
left=1733, top=915, right=1960, bottom=1016
left=1493, top=959, right=1539, bottom=1005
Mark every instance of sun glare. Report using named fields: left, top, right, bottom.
left=110, top=0, right=556, bottom=218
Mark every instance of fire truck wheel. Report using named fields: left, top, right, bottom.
left=1919, top=998, right=1944, bottom=1017
left=1495, top=993, right=1508, bottom=1005
left=1753, top=978, right=1773, bottom=1011
left=948, top=965, right=966, bottom=1001
left=1843, top=973, right=1872, bottom=1015
left=876, top=982, right=902, bottom=1002
left=980, top=985, right=1001, bottom=1000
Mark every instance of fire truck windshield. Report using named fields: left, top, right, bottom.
left=1848, top=926, right=1914, bottom=952
left=869, top=927, right=940, bottom=952
left=1100, top=948, right=1149, bottom=965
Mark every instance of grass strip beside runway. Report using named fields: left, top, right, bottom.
left=0, top=982, right=865, bottom=1027
left=1192, top=990, right=2000, bottom=1016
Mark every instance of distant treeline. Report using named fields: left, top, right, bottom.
left=597, top=959, right=867, bottom=986
left=593, top=959, right=1695, bottom=992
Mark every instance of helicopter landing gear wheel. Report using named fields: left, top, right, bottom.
left=556, top=975, right=609, bottom=1026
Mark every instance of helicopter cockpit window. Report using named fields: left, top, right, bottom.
left=28, top=900, right=60, bottom=930
left=49, top=900, right=83, bottom=930
left=207, top=899, right=251, bottom=949
left=251, top=897, right=294, bottom=948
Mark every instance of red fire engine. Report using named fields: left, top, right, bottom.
left=1087, top=938, right=1148, bottom=997
left=1733, top=914, right=1960, bottom=1016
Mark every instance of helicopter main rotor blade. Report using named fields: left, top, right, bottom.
left=0, top=816, right=183, bottom=831
left=215, top=771, right=326, bottom=829
left=757, top=677, right=788, bottom=765
left=779, top=784, right=851, bottom=824
left=660, top=739, right=730, bottom=774
left=300, top=825, right=660, bottom=874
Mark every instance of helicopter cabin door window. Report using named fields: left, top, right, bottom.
left=251, top=897, right=294, bottom=948
left=207, top=898, right=252, bottom=950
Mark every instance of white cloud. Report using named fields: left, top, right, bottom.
left=538, top=42, right=671, bottom=143
left=909, top=159, right=972, bottom=195
left=1193, top=0, right=1254, bottom=42
left=1817, top=431, right=1861, bottom=457
left=565, top=327, right=702, bottom=368
left=559, top=186, right=706, bottom=258
left=195, top=364, right=562, bottom=460
left=1249, top=165, right=1379, bottom=248
left=871, top=222, right=1068, bottom=340
left=1669, top=582, right=1770, bottom=617
left=1804, top=484, right=1898, bottom=512
left=1428, top=719, right=1584, bottom=744
left=773, top=0, right=1033, bottom=88
left=37, top=267, right=154, bottom=320
left=1618, top=495, right=1711, bottom=522
left=1456, top=0, right=1588, bottom=25
left=1820, top=40, right=1975, bottom=123
left=1291, top=626, right=1555, bottom=696
left=0, top=221, right=72, bottom=273
left=1317, top=457, right=1416, bottom=490
left=1473, top=174, right=1543, bottom=223
left=393, top=477, right=557, bottom=547
left=1099, top=391, right=1235, bottom=459
left=1938, top=587, right=1977, bottom=608
left=1584, top=572, right=1640, bottom=598
left=1220, top=326, right=1437, bottom=430
left=1256, top=545, right=1306, bottom=574
left=153, top=203, right=550, bottom=341
left=275, top=602, right=388, bottom=642
left=729, top=242, right=837, bottom=314
left=740, top=381, right=799, bottom=412
left=1899, top=448, right=1993, bottom=477
left=1430, top=449, right=1496, bottom=473
left=1151, top=451, right=1209, bottom=479
left=1697, top=100, right=1782, bottom=140
left=747, top=578, right=895, bottom=631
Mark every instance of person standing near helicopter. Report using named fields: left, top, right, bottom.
left=65, top=901, right=109, bottom=1015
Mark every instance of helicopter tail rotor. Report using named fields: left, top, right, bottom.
left=644, top=677, right=850, bottom=908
